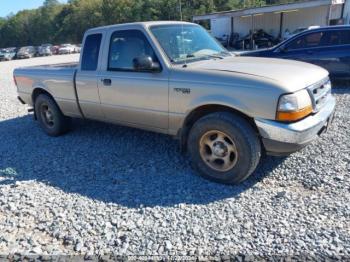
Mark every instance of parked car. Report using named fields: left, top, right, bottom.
left=14, top=21, right=335, bottom=185
left=52, top=45, right=60, bottom=55
left=74, top=44, right=82, bottom=53
left=0, top=48, right=17, bottom=61
left=34, top=46, right=41, bottom=57
left=16, top=46, right=36, bottom=59
left=58, top=44, right=75, bottom=54
left=38, top=44, right=53, bottom=56
left=12, top=47, right=20, bottom=59
left=240, top=25, right=350, bottom=80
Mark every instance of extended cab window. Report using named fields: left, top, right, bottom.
left=108, top=30, right=158, bottom=71
left=81, top=34, right=102, bottom=71
left=287, top=32, right=325, bottom=50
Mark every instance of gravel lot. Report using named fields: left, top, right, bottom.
left=0, top=55, right=349, bottom=260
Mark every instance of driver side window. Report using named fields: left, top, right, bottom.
left=108, top=30, right=158, bottom=71
left=287, top=32, right=324, bottom=50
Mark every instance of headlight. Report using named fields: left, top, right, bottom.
left=276, top=89, right=312, bottom=122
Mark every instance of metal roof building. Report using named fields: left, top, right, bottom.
left=193, top=0, right=348, bottom=39
left=345, top=0, right=350, bottom=23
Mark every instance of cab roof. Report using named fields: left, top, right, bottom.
left=86, top=21, right=196, bottom=34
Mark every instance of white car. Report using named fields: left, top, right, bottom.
left=58, top=44, right=75, bottom=54
left=38, top=44, right=53, bottom=56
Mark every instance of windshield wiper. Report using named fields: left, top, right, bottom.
left=186, top=53, right=224, bottom=60
left=207, top=54, right=224, bottom=59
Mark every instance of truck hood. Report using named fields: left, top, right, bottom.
left=191, top=56, right=328, bottom=92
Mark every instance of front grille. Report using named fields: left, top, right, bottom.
left=308, top=78, right=331, bottom=112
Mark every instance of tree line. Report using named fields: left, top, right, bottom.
left=0, top=0, right=299, bottom=48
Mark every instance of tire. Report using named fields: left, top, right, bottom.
left=187, top=112, right=261, bottom=184
left=34, top=94, right=70, bottom=137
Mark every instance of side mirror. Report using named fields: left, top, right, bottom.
left=133, top=56, right=161, bottom=72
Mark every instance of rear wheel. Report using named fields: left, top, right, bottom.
left=187, top=112, right=261, bottom=184
left=34, top=94, right=70, bottom=136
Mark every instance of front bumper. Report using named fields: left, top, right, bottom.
left=255, top=95, right=336, bottom=155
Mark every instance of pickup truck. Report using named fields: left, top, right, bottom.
left=14, top=21, right=336, bottom=184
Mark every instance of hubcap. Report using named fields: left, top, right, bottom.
left=212, top=141, right=228, bottom=157
left=41, top=104, right=55, bottom=127
left=199, top=130, right=238, bottom=172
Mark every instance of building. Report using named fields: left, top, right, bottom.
left=345, top=0, right=350, bottom=23
left=193, top=0, right=348, bottom=41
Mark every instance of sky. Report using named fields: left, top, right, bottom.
left=0, top=0, right=67, bottom=18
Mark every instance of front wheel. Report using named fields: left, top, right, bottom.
left=187, top=112, right=261, bottom=184
left=34, top=94, right=70, bottom=136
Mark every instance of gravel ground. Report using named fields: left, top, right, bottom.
left=0, top=55, right=349, bottom=260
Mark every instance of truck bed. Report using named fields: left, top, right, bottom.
left=22, top=62, right=78, bottom=70
left=14, top=62, right=82, bottom=118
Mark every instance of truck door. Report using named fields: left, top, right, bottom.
left=97, top=29, right=169, bottom=131
left=75, top=33, right=104, bottom=120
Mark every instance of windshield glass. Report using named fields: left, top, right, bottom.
left=19, top=47, right=31, bottom=52
left=150, top=24, right=230, bottom=64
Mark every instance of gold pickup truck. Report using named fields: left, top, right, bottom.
left=14, top=21, right=335, bottom=184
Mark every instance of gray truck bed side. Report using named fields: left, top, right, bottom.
left=14, top=63, right=82, bottom=118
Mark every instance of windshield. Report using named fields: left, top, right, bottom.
left=150, top=24, right=230, bottom=64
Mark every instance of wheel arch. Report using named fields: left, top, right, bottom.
left=179, top=104, right=259, bottom=152
left=32, top=88, right=62, bottom=119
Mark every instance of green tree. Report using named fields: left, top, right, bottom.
left=0, top=0, right=300, bottom=48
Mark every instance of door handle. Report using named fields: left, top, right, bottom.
left=101, top=78, right=112, bottom=86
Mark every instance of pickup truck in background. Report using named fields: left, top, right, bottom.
left=14, top=21, right=336, bottom=184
